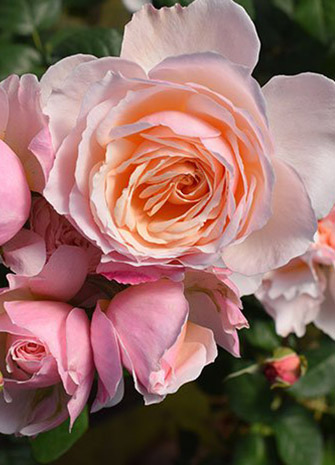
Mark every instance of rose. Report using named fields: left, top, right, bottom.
left=263, top=348, right=306, bottom=388
left=91, top=268, right=247, bottom=410
left=2, top=197, right=100, bottom=279
left=42, top=0, right=335, bottom=281
left=257, top=206, right=335, bottom=338
left=0, top=294, right=93, bottom=436
left=30, top=197, right=101, bottom=273
left=0, top=241, right=93, bottom=436
left=0, top=74, right=53, bottom=246
left=91, top=279, right=217, bottom=410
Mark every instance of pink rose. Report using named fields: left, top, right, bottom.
left=0, top=74, right=53, bottom=245
left=257, top=206, right=335, bottom=338
left=91, top=279, right=217, bottom=410
left=0, top=296, right=93, bottom=436
left=0, top=241, right=93, bottom=436
left=263, top=349, right=306, bottom=388
left=43, top=0, right=335, bottom=280
left=30, top=197, right=101, bottom=273
left=2, top=197, right=100, bottom=278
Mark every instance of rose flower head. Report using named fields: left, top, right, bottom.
left=40, top=0, right=335, bottom=282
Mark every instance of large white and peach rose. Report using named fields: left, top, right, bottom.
left=41, top=0, right=335, bottom=281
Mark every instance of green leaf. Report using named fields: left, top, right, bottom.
left=30, top=407, right=89, bottom=464
left=272, top=0, right=295, bottom=16
left=0, top=43, right=42, bottom=80
left=233, top=434, right=269, bottom=465
left=322, top=441, right=335, bottom=465
left=0, top=0, right=62, bottom=36
left=289, top=340, right=335, bottom=398
left=49, top=27, right=123, bottom=59
left=273, top=0, right=335, bottom=43
left=225, top=367, right=274, bottom=423
left=243, top=319, right=281, bottom=352
left=274, top=406, right=323, bottom=465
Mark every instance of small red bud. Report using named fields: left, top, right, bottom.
left=263, top=348, right=306, bottom=388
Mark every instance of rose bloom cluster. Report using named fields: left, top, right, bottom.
left=1, top=0, right=335, bottom=435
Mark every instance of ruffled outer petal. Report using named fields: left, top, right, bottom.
left=40, top=54, right=96, bottom=107
left=0, top=140, right=30, bottom=245
left=43, top=57, right=146, bottom=154
left=263, top=73, right=335, bottom=219
left=222, top=159, right=317, bottom=275
left=259, top=292, right=322, bottom=338
left=121, top=0, right=260, bottom=72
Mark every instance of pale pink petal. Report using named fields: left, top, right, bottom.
left=65, top=308, right=94, bottom=427
left=2, top=229, right=46, bottom=276
left=29, top=126, right=54, bottom=185
left=0, top=74, right=49, bottom=192
left=44, top=58, right=146, bottom=152
left=259, top=292, right=321, bottom=338
left=230, top=272, right=263, bottom=296
left=222, top=159, right=317, bottom=275
left=27, top=245, right=89, bottom=301
left=314, top=267, right=335, bottom=339
left=40, top=54, right=96, bottom=107
left=263, top=73, right=335, bottom=219
left=90, top=302, right=123, bottom=412
left=149, top=52, right=267, bottom=132
left=121, top=0, right=260, bottom=72
left=0, top=140, right=30, bottom=245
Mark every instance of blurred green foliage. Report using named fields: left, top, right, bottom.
left=1, top=0, right=335, bottom=464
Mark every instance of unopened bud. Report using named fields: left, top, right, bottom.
left=263, top=348, right=306, bottom=388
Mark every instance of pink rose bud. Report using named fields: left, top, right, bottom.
left=263, top=348, right=307, bottom=388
